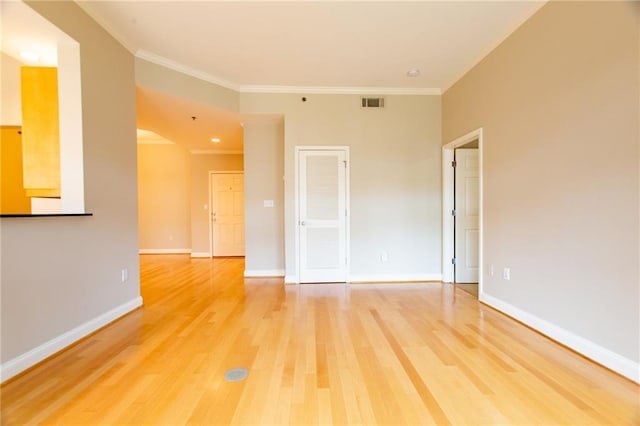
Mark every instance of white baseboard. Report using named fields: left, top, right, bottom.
left=244, top=269, right=285, bottom=277
left=0, top=297, right=143, bottom=383
left=190, top=252, right=211, bottom=258
left=480, top=293, right=640, bottom=384
left=139, top=248, right=191, bottom=254
left=282, top=273, right=442, bottom=284
left=349, top=273, right=443, bottom=283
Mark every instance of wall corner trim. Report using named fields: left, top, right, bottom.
left=244, top=269, right=285, bottom=278
left=0, top=297, right=143, bottom=383
left=480, top=293, right=640, bottom=384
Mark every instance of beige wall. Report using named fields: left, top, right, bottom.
left=135, top=58, right=239, bottom=113
left=1, top=0, right=139, bottom=374
left=443, top=1, right=639, bottom=366
left=1, top=53, right=23, bottom=125
left=131, top=59, right=443, bottom=279
left=243, top=118, right=285, bottom=273
left=137, top=143, right=191, bottom=251
left=190, top=154, right=244, bottom=255
left=240, top=94, right=442, bottom=281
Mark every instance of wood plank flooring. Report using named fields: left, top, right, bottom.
left=1, top=255, right=638, bottom=424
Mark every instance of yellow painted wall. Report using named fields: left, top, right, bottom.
left=20, top=66, right=60, bottom=198
left=0, top=126, right=31, bottom=214
left=137, top=143, right=191, bottom=251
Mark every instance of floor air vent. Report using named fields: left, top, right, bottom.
left=361, top=97, right=385, bottom=109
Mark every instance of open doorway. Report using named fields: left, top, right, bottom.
left=442, top=128, right=483, bottom=298
left=136, top=87, right=245, bottom=258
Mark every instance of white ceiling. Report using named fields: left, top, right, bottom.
left=77, top=1, right=546, bottom=93
left=8, top=1, right=547, bottom=153
left=1, top=1, right=75, bottom=66
left=137, top=87, right=244, bottom=153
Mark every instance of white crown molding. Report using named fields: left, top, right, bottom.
left=135, top=51, right=440, bottom=96
left=239, top=85, right=441, bottom=95
left=136, top=50, right=241, bottom=92
left=75, top=2, right=137, bottom=55
left=78, top=5, right=443, bottom=97
left=190, top=150, right=244, bottom=155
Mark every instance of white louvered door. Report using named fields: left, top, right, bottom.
left=298, top=149, right=348, bottom=283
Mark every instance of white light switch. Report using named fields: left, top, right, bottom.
left=264, top=200, right=274, bottom=207
left=503, top=267, right=511, bottom=280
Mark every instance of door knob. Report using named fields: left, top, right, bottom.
left=300, top=220, right=306, bottom=226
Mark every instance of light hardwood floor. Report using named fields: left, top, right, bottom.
left=454, top=283, right=478, bottom=297
left=2, top=255, right=638, bottom=425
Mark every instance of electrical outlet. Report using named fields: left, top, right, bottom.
left=503, top=267, right=510, bottom=280
left=380, top=251, right=388, bottom=262
left=121, top=268, right=128, bottom=283
left=488, top=264, right=494, bottom=277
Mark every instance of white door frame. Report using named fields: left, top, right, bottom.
left=442, top=129, right=483, bottom=292
left=208, top=170, right=244, bottom=258
left=294, top=146, right=350, bottom=284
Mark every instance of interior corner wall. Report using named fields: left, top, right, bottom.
left=243, top=119, right=285, bottom=274
left=137, top=143, right=191, bottom=252
left=443, top=1, right=639, bottom=375
left=1, top=1, right=140, bottom=380
left=240, top=94, right=442, bottom=282
left=190, top=154, right=244, bottom=256
left=135, top=58, right=239, bottom=113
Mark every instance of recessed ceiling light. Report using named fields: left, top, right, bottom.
left=211, top=137, right=221, bottom=143
left=20, top=51, right=39, bottom=62
left=406, top=69, right=421, bottom=77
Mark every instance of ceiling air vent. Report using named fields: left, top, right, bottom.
left=361, top=97, right=385, bottom=109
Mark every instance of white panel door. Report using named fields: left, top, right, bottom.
left=211, top=173, right=245, bottom=256
left=298, top=150, right=347, bottom=283
left=455, top=149, right=479, bottom=283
